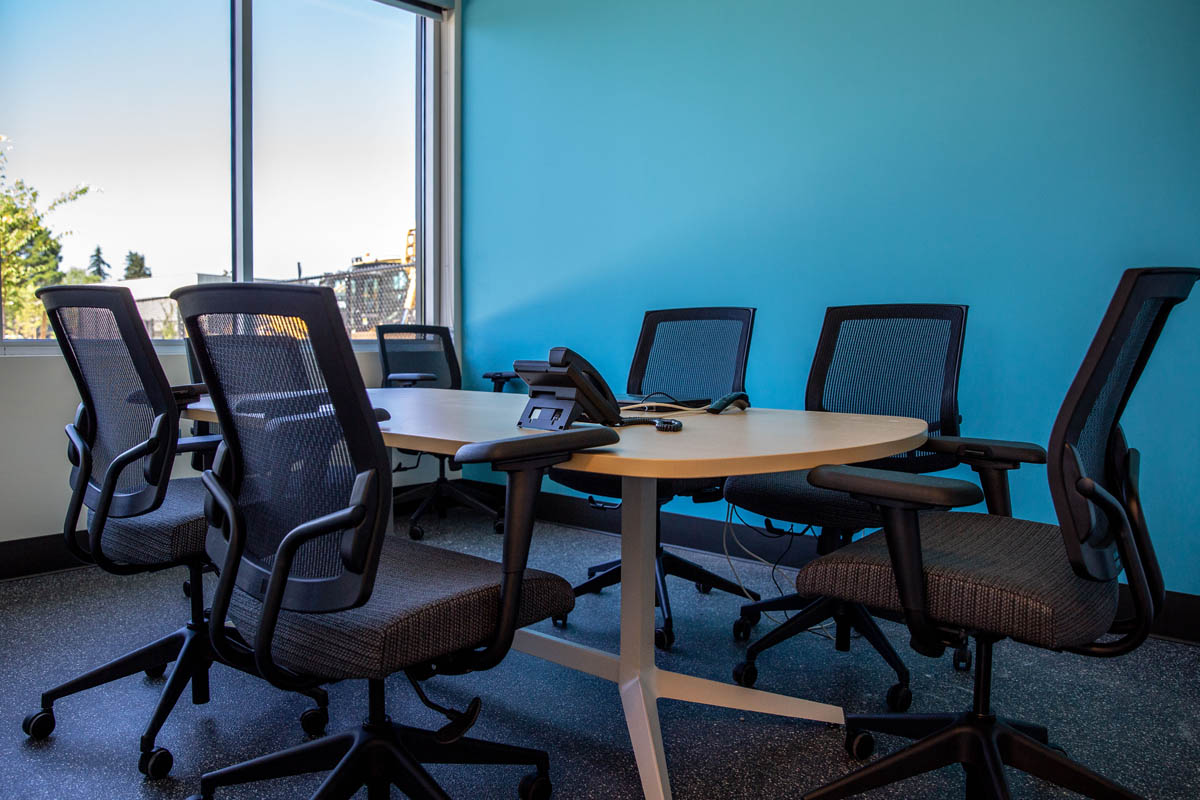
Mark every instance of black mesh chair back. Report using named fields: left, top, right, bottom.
left=175, top=284, right=392, bottom=613
left=626, top=307, right=755, bottom=402
left=376, top=324, right=461, bottom=389
left=806, top=304, right=967, bottom=473
left=1048, top=267, right=1199, bottom=589
left=38, top=285, right=177, bottom=518
left=185, top=335, right=310, bottom=469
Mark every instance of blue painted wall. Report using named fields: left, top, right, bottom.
left=458, top=1, right=1200, bottom=593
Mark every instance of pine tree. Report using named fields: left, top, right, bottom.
left=123, top=250, right=150, bottom=279
left=87, top=245, right=109, bottom=280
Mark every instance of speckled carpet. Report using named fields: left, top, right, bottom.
left=2, top=509, right=1197, bottom=799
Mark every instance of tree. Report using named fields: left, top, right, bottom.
left=123, top=250, right=150, bottom=280
left=63, top=267, right=101, bottom=285
left=1, top=139, right=90, bottom=337
left=87, top=245, right=110, bottom=280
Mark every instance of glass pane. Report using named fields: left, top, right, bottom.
left=252, top=0, right=418, bottom=339
left=0, top=1, right=230, bottom=340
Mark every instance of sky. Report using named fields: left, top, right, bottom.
left=0, top=0, right=417, bottom=291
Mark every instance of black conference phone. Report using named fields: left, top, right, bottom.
left=513, top=347, right=691, bottom=433
left=513, top=348, right=625, bottom=430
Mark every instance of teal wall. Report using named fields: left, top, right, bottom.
left=458, top=1, right=1200, bottom=593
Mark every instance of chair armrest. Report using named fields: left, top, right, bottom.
left=807, top=465, right=983, bottom=509
left=254, top=502, right=369, bottom=688
left=482, top=370, right=520, bottom=392
left=385, top=372, right=438, bottom=387
left=924, top=436, right=1046, bottom=465
left=437, top=427, right=620, bottom=675
left=924, top=436, right=1046, bottom=517
left=808, top=465, right=983, bottom=658
left=172, top=382, right=208, bottom=402
left=454, top=428, right=619, bottom=467
left=177, top=434, right=222, bottom=453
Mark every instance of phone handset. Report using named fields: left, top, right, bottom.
left=548, top=347, right=623, bottom=426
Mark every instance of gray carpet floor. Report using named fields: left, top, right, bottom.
left=1, top=509, right=1198, bottom=799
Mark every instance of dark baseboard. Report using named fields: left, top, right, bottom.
left=1118, top=586, right=1199, bottom=644
left=0, top=532, right=87, bottom=581
left=7, top=482, right=1197, bottom=646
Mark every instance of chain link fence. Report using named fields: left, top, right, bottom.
left=134, top=261, right=418, bottom=341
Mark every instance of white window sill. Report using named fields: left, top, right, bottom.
left=1, top=338, right=381, bottom=357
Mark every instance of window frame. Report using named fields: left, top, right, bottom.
left=1, top=0, right=458, bottom=355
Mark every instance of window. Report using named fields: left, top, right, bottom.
left=1, top=0, right=447, bottom=344
left=0, top=1, right=230, bottom=341
left=250, top=0, right=422, bottom=338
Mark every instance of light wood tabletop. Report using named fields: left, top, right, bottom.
left=185, top=388, right=928, bottom=480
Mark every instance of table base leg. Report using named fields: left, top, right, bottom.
left=509, top=475, right=845, bottom=800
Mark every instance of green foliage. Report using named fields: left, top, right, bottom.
left=87, top=245, right=110, bottom=280
left=63, top=267, right=101, bottom=285
left=1, top=143, right=91, bottom=338
left=123, top=250, right=150, bottom=280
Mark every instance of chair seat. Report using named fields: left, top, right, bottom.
left=229, top=537, right=576, bottom=680
left=723, top=469, right=883, bottom=531
left=794, top=512, right=1118, bottom=650
left=90, top=477, right=208, bottom=566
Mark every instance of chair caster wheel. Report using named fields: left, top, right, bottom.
left=22, top=709, right=55, bottom=739
left=845, top=729, right=875, bottom=760
left=551, top=615, right=568, bottom=628
left=732, top=617, right=754, bottom=642
left=138, top=746, right=174, bottom=779
left=145, top=663, right=168, bottom=679
left=695, top=582, right=712, bottom=594
left=953, top=644, right=972, bottom=672
left=654, top=627, right=674, bottom=651
left=518, top=771, right=552, bottom=800
left=493, top=519, right=504, bottom=535
left=300, top=706, right=328, bottom=737
left=732, top=661, right=757, bottom=688
left=409, top=525, right=424, bottom=541
left=182, top=579, right=192, bottom=598
left=1049, top=743, right=1068, bottom=756
left=886, top=683, right=912, bottom=712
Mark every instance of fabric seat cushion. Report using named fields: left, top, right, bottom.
left=228, top=537, right=576, bottom=681
left=724, top=469, right=883, bottom=531
left=91, top=476, right=208, bottom=566
left=794, top=512, right=1118, bottom=650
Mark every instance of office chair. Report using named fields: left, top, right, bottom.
left=726, top=304, right=968, bottom=710
left=794, top=267, right=1198, bottom=800
left=554, top=307, right=757, bottom=650
left=175, top=282, right=617, bottom=800
left=22, top=285, right=326, bottom=779
left=376, top=323, right=508, bottom=540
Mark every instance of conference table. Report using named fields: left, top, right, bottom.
left=186, top=388, right=927, bottom=800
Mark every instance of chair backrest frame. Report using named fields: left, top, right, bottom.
left=625, top=307, right=756, bottom=401
left=1047, top=267, right=1199, bottom=585
left=806, top=303, right=968, bottom=474
left=175, top=283, right=392, bottom=614
left=38, top=285, right=178, bottom=518
left=375, top=323, right=461, bottom=390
